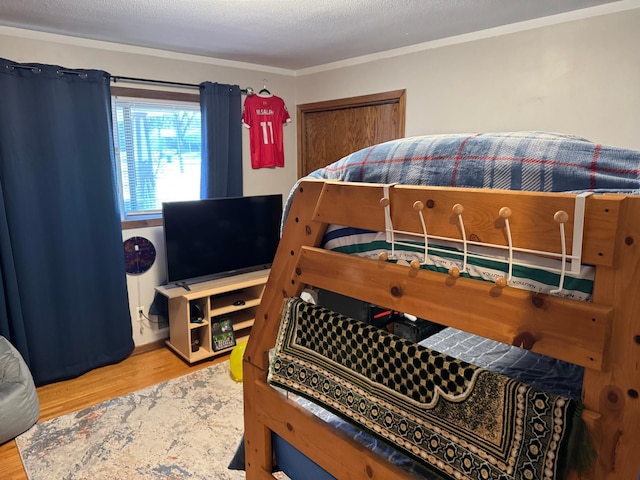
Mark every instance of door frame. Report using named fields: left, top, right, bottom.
left=296, top=89, right=406, bottom=177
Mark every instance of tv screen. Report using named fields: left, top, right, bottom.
left=162, top=194, right=282, bottom=285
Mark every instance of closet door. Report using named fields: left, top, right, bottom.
left=297, top=90, right=406, bottom=177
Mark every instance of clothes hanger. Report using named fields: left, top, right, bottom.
left=258, top=79, right=272, bottom=96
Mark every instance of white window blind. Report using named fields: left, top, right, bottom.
left=112, top=97, right=202, bottom=219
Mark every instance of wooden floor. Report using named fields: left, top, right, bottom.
left=0, top=347, right=230, bottom=480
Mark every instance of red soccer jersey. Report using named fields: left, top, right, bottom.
left=242, top=94, right=291, bottom=168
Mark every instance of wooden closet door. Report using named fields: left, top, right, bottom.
left=297, top=90, right=406, bottom=177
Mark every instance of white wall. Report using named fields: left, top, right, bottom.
left=296, top=8, right=640, bottom=151
left=2, top=5, right=638, bottom=347
left=121, top=226, right=166, bottom=346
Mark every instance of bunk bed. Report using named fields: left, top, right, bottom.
left=241, top=132, right=640, bottom=480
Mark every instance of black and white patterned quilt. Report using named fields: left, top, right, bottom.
left=269, top=298, right=588, bottom=480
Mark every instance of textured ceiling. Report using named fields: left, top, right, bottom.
left=0, top=0, right=624, bottom=70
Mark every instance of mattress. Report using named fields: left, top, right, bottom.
left=323, top=225, right=595, bottom=301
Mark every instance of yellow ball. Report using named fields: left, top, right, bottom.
left=230, top=341, right=248, bottom=382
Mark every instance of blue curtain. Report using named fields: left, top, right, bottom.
left=0, top=58, right=134, bottom=385
left=199, top=82, right=243, bottom=198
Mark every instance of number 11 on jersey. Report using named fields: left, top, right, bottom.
left=260, top=121, right=274, bottom=145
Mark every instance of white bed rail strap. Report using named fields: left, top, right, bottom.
left=570, top=192, right=592, bottom=274
left=380, top=183, right=397, bottom=251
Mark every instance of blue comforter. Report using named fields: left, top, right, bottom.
left=285, top=131, right=640, bottom=221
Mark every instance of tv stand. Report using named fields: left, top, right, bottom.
left=155, top=270, right=269, bottom=364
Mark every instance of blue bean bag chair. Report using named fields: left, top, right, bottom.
left=0, top=336, right=40, bottom=444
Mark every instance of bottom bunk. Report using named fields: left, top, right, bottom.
left=266, top=296, right=588, bottom=479
left=234, top=313, right=585, bottom=479
left=268, top=312, right=586, bottom=480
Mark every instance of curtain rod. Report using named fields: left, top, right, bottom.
left=6, top=63, right=89, bottom=78
left=111, top=75, right=252, bottom=95
left=6, top=66, right=253, bottom=94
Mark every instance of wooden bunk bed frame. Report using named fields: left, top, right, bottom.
left=243, top=179, right=640, bottom=480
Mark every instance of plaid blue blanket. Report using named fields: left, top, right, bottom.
left=285, top=131, right=640, bottom=223
left=309, top=131, right=640, bottom=192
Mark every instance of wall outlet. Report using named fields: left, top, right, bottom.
left=136, top=306, right=145, bottom=320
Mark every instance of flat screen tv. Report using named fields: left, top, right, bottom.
left=162, top=194, right=282, bottom=287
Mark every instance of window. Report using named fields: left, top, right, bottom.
left=111, top=88, right=201, bottom=221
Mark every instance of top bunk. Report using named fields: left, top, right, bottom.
left=243, top=132, right=640, bottom=480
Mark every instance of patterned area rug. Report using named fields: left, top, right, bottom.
left=16, top=361, right=245, bottom=480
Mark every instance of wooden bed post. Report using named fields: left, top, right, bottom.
left=244, top=181, right=328, bottom=479
left=579, top=196, right=640, bottom=480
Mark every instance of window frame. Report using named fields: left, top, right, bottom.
left=111, top=87, right=200, bottom=230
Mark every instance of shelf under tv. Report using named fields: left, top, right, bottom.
left=156, top=269, right=270, bottom=364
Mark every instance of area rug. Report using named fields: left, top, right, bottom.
left=16, top=361, right=245, bottom=480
